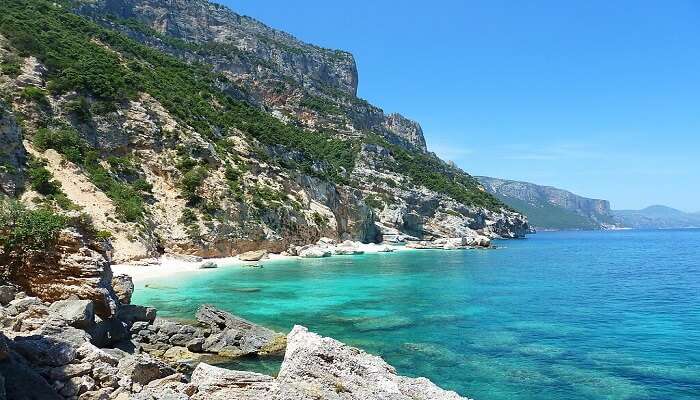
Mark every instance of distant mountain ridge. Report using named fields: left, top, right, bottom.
left=476, top=176, right=614, bottom=230
left=612, top=206, right=700, bottom=229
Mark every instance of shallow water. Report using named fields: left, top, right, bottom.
left=133, top=229, right=700, bottom=399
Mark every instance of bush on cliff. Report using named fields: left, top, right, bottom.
left=0, top=198, right=66, bottom=255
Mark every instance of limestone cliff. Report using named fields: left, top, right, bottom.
left=0, top=0, right=528, bottom=262
left=477, top=176, right=614, bottom=230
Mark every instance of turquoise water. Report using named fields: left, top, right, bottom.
left=133, top=230, right=700, bottom=400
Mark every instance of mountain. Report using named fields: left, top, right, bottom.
left=476, top=176, right=614, bottom=230
left=612, top=206, right=700, bottom=229
left=0, top=0, right=527, bottom=263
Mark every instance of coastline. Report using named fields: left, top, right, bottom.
left=113, top=242, right=412, bottom=283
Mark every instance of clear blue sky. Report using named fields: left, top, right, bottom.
left=221, top=0, right=700, bottom=212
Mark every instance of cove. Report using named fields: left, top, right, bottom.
left=133, top=229, right=700, bottom=400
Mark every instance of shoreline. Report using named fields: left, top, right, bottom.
left=113, top=242, right=412, bottom=283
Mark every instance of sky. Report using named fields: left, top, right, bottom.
left=220, top=0, right=700, bottom=212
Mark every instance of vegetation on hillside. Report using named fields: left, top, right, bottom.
left=0, top=0, right=507, bottom=212
left=0, top=198, right=67, bottom=255
left=0, top=0, right=355, bottom=183
left=33, top=127, right=147, bottom=222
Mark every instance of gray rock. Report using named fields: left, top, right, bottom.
left=6, top=297, right=42, bottom=315
left=0, top=333, right=9, bottom=361
left=199, top=261, right=218, bottom=269
left=195, top=305, right=284, bottom=355
left=0, top=286, right=15, bottom=306
left=90, top=317, right=128, bottom=348
left=186, top=337, right=205, bottom=353
left=49, top=299, right=95, bottom=330
left=112, top=275, right=134, bottom=305
left=49, top=362, right=93, bottom=380
left=190, top=363, right=275, bottom=400
left=238, top=250, right=268, bottom=262
left=274, top=325, right=467, bottom=400
left=0, top=351, right=62, bottom=400
left=117, top=354, right=177, bottom=387
left=117, top=304, right=157, bottom=325
left=13, top=335, right=77, bottom=366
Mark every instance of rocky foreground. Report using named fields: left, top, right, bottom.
left=0, top=285, right=466, bottom=400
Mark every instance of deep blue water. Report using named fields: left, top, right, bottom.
left=133, top=229, right=700, bottom=400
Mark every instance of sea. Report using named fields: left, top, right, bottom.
left=133, top=229, right=700, bottom=400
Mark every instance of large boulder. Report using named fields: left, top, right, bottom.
left=0, top=286, right=16, bottom=306
left=275, top=325, right=467, bottom=400
left=49, top=299, right=95, bottom=330
left=189, top=363, right=275, bottom=400
left=238, top=250, right=268, bottom=262
left=117, top=304, right=157, bottom=326
left=297, top=245, right=332, bottom=258
left=12, top=335, right=77, bottom=367
left=0, top=351, right=62, bottom=400
left=111, top=275, right=134, bottom=305
left=117, top=354, right=177, bottom=387
left=6, top=229, right=118, bottom=318
left=195, top=305, right=285, bottom=356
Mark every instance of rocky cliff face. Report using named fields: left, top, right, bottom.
left=477, top=176, right=613, bottom=230
left=0, top=0, right=528, bottom=262
left=74, top=0, right=430, bottom=154
left=0, top=102, right=25, bottom=197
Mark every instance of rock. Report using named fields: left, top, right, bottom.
left=238, top=250, right=268, bottom=262
left=378, top=245, right=395, bottom=252
left=49, top=299, right=95, bottom=330
left=0, top=351, right=62, bottom=400
left=13, top=335, right=77, bottom=366
left=275, top=325, right=466, bottom=400
left=78, top=388, right=112, bottom=400
left=297, top=246, right=332, bottom=258
left=0, top=286, right=15, bottom=306
left=199, top=261, right=218, bottom=269
left=195, top=305, right=285, bottom=356
left=111, top=275, right=134, bottom=305
left=0, top=333, right=10, bottom=361
left=49, top=362, right=93, bottom=380
left=4, top=228, right=118, bottom=318
left=60, top=375, right=96, bottom=397
left=117, top=304, right=157, bottom=325
left=77, top=343, right=119, bottom=366
left=190, top=363, right=275, bottom=400
left=131, top=373, right=192, bottom=400
left=90, top=317, right=128, bottom=348
left=186, top=337, right=205, bottom=353
left=6, top=296, right=42, bottom=315
left=117, top=354, right=177, bottom=387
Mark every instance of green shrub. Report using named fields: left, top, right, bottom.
left=180, top=166, right=208, bottom=205
left=65, top=96, right=91, bottom=122
left=20, top=86, right=49, bottom=107
left=27, top=160, right=60, bottom=196
left=0, top=198, right=66, bottom=254
left=0, top=54, right=22, bottom=77
left=33, top=127, right=86, bottom=164
left=178, top=208, right=198, bottom=225
left=312, top=211, right=329, bottom=227
left=95, top=230, right=113, bottom=240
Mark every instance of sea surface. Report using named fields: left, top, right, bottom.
left=133, top=229, right=700, bottom=400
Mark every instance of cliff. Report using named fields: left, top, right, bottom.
left=612, top=205, right=700, bottom=229
left=0, top=0, right=527, bottom=263
left=477, top=176, right=614, bottom=230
